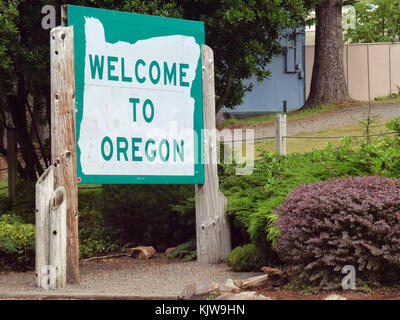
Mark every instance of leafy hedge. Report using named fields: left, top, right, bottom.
left=226, top=243, right=266, bottom=271
left=101, top=184, right=196, bottom=251
left=275, top=176, right=400, bottom=289
left=0, top=181, right=36, bottom=224
left=78, top=206, right=125, bottom=259
left=221, top=135, right=400, bottom=248
left=166, top=239, right=197, bottom=262
left=0, top=214, right=35, bottom=271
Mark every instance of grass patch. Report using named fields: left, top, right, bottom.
left=282, top=118, right=391, bottom=154
left=0, top=178, right=8, bottom=197
left=221, top=104, right=335, bottom=128
left=231, top=118, right=394, bottom=162
left=78, top=184, right=102, bottom=194
left=372, top=92, right=400, bottom=104
left=222, top=93, right=400, bottom=129
left=0, top=180, right=102, bottom=197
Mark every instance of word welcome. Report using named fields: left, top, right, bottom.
left=89, top=54, right=190, bottom=87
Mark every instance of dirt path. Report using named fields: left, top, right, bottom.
left=226, top=102, right=400, bottom=139
left=0, top=255, right=261, bottom=299
left=1, top=256, right=399, bottom=300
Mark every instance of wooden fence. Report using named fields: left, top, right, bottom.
left=306, top=42, right=400, bottom=101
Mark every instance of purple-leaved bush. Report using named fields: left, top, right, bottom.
left=275, top=176, right=400, bottom=289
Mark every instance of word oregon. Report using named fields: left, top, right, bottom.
left=100, top=136, right=185, bottom=163
left=88, top=54, right=190, bottom=87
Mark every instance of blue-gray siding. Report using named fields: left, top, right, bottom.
left=224, top=30, right=306, bottom=114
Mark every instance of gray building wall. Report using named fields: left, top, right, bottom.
left=223, top=30, right=306, bottom=114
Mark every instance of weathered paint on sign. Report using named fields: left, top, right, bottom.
left=68, top=5, right=205, bottom=184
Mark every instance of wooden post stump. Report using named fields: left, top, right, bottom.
left=49, top=186, right=67, bottom=289
left=195, top=45, right=231, bottom=264
left=35, top=166, right=54, bottom=288
left=275, top=114, right=286, bottom=155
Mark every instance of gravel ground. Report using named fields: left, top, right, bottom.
left=228, top=102, right=400, bottom=139
left=0, top=255, right=262, bottom=299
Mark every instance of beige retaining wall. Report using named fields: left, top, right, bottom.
left=305, top=42, right=400, bottom=101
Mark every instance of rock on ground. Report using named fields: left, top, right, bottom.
left=127, top=246, right=156, bottom=260
left=325, top=294, right=347, bottom=300
left=179, top=282, right=220, bottom=300
left=215, top=291, right=272, bottom=300
left=224, top=278, right=239, bottom=291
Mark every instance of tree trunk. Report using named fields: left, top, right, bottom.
left=7, top=95, right=44, bottom=180
left=303, top=0, right=349, bottom=109
left=216, top=69, right=232, bottom=113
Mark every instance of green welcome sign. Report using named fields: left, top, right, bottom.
left=68, top=5, right=205, bottom=184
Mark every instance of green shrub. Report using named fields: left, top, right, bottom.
left=275, top=176, right=400, bottom=289
left=78, top=186, right=104, bottom=213
left=101, top=184, right=196, bottom=251
left=387, top=117, right=400, bottom=136
left=220, top=134, right=400, bottom=253
left=78, top=207, right=125, bottom=259
left=166, top=239, right=197, bottom=262
left=79, top=224, right=124, bottom=259
left=226, top=243, right=266, bottom=272
left=0, top=181, right=36, bottom=224
left=0, top=214, right=35, bottom=271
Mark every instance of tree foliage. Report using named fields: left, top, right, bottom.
left=0, top=0, right=310, bottom=181
left=344, top=0, right=400, bottom=43
left=0, top=0, right=54, bottom=180
left=82, top=0, right=312, bottom=110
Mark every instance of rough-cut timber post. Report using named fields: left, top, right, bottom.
left=35, top=166, right=54, bottom=288
left=50, top=26, right=79, bottom=283
left=275, top=114, right=286, bottom=155
left=195, top=45, right=231, bottom=263
left=7, top=129, right=16, bottom=198
left=49, top=186, right=67, bottom=289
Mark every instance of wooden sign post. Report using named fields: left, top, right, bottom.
left=49, top=186, right=67, bottom=288
left=35, top=166, right=53, bottom=287
left=195, top=45, right=231, bottom=263
left=43, top=6, right=232, bottom=283
left=275, top=114, right=287, bottom=155
left=50, top=25, right=79, bottom=284
left=36, top=167, right=68, bottom=289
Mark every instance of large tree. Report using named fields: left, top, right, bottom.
left=0, top=0, right=54, bottom=181
left=303, top=0, right=350, bottom=108
left=344, top=0, right=400, bottom=43
left=398, top=0, right=400, bottom=34
left=0, top=0, right=309, bottom=181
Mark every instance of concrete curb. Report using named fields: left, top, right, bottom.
left=0, top=292, right=178, bottom=300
